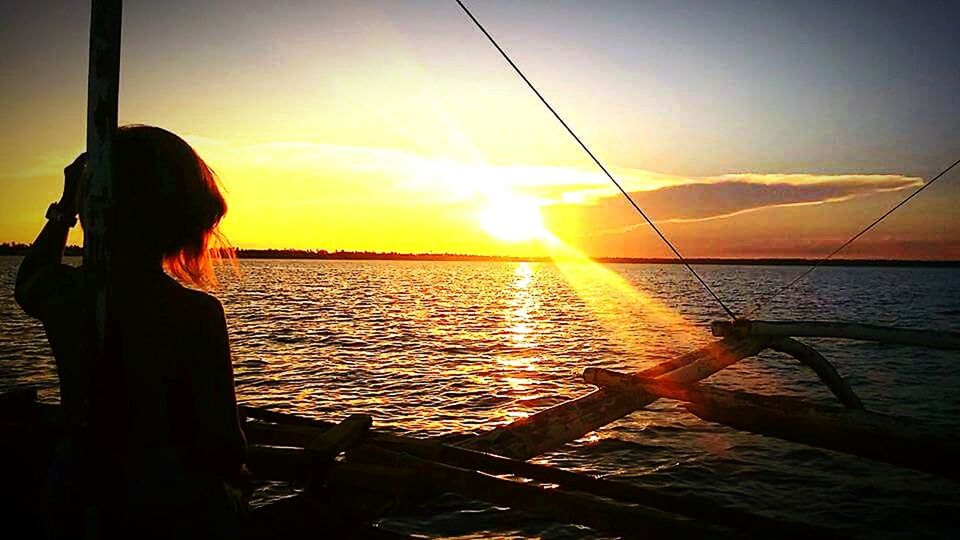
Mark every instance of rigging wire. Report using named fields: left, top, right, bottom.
left=454, top=0, right=738, bottom=320
left=743, top=156, right=960, bottom=318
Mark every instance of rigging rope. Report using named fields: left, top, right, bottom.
left=454, top=0, right=738, bottom=320
left=743, top=156, right=960, bottom=318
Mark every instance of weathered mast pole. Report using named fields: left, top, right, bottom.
left=83, top=0, right=122, bottom=346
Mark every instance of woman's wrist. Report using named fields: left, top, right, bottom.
left=56, top=198, right=78, bottom=217
left=47, top=201, right=78, bottom=228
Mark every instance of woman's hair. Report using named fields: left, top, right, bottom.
left=112, top=124, right=232, bottom=288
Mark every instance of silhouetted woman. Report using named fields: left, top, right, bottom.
left=15, top=125, right=246, bottom=538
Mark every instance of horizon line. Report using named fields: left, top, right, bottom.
left=0, top=242, right=957, bottom=266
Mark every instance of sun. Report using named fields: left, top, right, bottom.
left=479, top=195, right=549, bottom=242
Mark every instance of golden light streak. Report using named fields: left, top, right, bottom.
left=540, top=233, right=702, bottom=366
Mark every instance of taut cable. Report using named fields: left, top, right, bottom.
left=744, top=156, right=960, bottom=318
left=454, top=0, right=738, bottom=320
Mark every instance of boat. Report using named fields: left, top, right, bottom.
left=2, top=320, right=957, bottom=538
left=4, top=1, right=957, bottom=538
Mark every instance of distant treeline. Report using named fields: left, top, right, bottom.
left=0, top=242, right=82, bottom=256
left=236, top=248, right=537, bottom=262
left=1, top=242, right=957, bottom=267
left=237, top=249, right=959, bottom=267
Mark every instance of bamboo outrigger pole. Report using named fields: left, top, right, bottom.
left=461, top=337, right=770, bottom=459
left=582, top=368, right=960, bottom=479
left=712, top=320, right=960, bottom=351
left=83, top=1, right=122, bottom=349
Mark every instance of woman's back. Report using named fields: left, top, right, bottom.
left=24, top=264, right=245, bottom=475
left=97, top=271, right=244, bottom=473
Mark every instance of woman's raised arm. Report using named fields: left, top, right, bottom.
left=15, top=153, right=86, bottom=318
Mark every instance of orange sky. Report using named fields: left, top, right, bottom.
left=2, top=1, right=959, bottom=259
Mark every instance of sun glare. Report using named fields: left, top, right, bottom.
left=479, top=195, right=548, bottom=242
left=541, top=236, right=702, bottom=363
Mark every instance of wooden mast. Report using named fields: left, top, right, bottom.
left=83, top=0, right=122, bottom=347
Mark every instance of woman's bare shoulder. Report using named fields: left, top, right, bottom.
left=180, top=287, right=226, bottom=319
left=160, top=279, right=226, bottom=327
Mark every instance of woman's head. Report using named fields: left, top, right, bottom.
left=101, top=124, right=230, bottom=287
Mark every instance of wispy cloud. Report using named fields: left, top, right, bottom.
left=542, top=174, right=922, bottom=234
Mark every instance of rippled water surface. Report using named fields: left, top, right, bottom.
left=2, top=257, right=959, bottom=538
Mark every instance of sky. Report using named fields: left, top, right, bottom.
left=1, top=0, right=959, bottom=259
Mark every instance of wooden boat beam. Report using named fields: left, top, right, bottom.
left=241, top=408, right=839, bottom=537
left=712, top=320, right=960, bottom=350
left=768, top=337, right=863, bottom=409
left=350, top=444, right=725, bottom=539
left=460, top=337, right=770, bottom=460
left=583, top=368, right=960, bottom=479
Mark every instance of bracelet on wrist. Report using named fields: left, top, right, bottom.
left=46, top=202, right=78, bottom=228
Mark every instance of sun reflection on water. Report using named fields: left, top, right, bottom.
left=487, top=232, right=705, bottom=422
left=505, top=262, right=537, bottom=349
left=494, top=262, right=547, bottom=420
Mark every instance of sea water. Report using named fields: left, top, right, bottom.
left=2, top=257, right=958, bottom=538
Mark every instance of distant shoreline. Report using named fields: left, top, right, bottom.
left=234, top=249, right=960, bottom=267
left=1, top=243, right=957, bottom=267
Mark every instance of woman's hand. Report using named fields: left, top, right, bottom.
left=60, top=153, right=87, bottom=216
